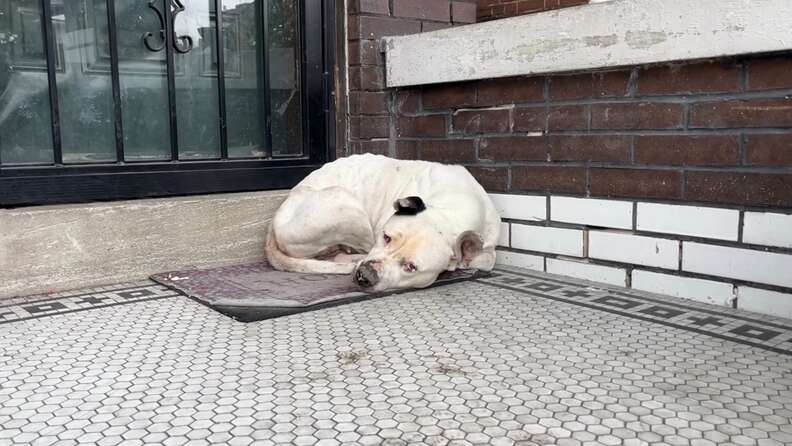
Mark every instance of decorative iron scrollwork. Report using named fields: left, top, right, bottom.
left=143, top=0, right=194, bottom=54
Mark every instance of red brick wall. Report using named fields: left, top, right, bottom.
left=347, top=0, right=477, bottom=156
left=345, top=2, right=792, bottom=210
left=349, top=54, right=792, bottom=209
left=477, top=0, right=588, bottom=22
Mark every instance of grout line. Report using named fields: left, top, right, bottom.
left=678, top=240, right=684, bottom=272
left=732, top=285, right=739, bottom=309
left=546, top=194, right=552, bottom=224
left=738, top=211, right=745, bottom=243
left=582, top=229, right=590, bottom=258
left=626, top=67, right=639, bottom=97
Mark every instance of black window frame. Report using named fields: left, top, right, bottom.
left=0, top=0, right=336, bottom=207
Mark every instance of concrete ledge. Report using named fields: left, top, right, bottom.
left=384, top=0, right=792, bottom=87
left=0, top=191, right=288, bottom=299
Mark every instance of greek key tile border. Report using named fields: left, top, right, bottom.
left=0, top=283, right=179, bottom=325
left=477, top=268, right=792, bottom=357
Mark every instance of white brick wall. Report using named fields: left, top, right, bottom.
left=737, top=286, right=792, bottom=319
left=743, top=212, right=792, bottom=249
left=546, top=258, right=626, bottom=287
left=682, top=242, right=792, bottom=288
left=488, top=193, right=792, bottom=319
left=589, top=231, right=679, bottom=269
left=495, top=250, right=544, bottom=271
left=498, top=222, right=510, bottom=247
left=632, top=270, right=734, bottom=307
left=489, top=194, right=546, bottom=221
left=637, top=203, right=739, bottom=241
left=551, top=196, right=633, bottom=230
left=511, top=224, right=584, bottom=257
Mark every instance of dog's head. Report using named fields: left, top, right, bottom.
left=352, top=196, right=483, bottom=291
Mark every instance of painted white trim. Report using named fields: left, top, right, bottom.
left=589, top=231, right=679, bottom=270
left=546, top=258, right=626, bottom=287
left=511, top=224, right=585, bottom=257
left=632, top=270, right=734, bottom=307
left=738, top=287, right=792, bottom=320
left=551, top=196, right=633, bottom=230
left=489, top=193, right=546, bottom=221
left=682, top=242, right=792, bottom=289
left=495, top=250, right=544, bottom=271
left=743, top=212, right=792, bottom=249
left=384, top=0, right=792, bottom=87
left=637, top=203, right=739, bottom=241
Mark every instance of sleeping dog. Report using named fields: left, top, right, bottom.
left=265, top=154, right=501, bottom=291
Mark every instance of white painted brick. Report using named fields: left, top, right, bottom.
left=497, top=222, right=510, bottom=247
left=546, top=258, right=626, bottom=287
left=683, top=242, right=792, bottom=288
left=489, top=194, right=546, bottom=221
left=495, top=250, right=544, bottom=271
left=743, top=212, right=792, bottom=249
left=551, top=196, right=633, bottom=229
left=589, top=231, right=679, bottom=269
left=637, top=202, right=739, bottom=241
left=737, top=286, right=792, bottom=319
left=511, top=224, right=584, bottom=257
left=632, top=270, right=734, bottom=307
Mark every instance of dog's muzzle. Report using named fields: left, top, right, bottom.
left=354, top=261, right=379, bottom=288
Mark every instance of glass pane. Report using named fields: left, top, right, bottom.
left=0, top=0, right=54, bottom=165
left=223, top=0, right=266, bottom=158
left=174, top=0, right=220, bottom=160
left=269, top=0, right=301, bottom=157
left=53, top=0, right=116, bottom=163
left=115, top=0, right=171, bottom=161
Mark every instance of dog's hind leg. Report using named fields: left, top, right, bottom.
left=267, top=187, right=375, bottom=274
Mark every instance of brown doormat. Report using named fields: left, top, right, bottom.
left=150, top=261, right=487, bottom=322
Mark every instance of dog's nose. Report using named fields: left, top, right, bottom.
left=354, top=261, right=379, bottom=288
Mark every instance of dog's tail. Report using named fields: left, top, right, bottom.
left=265, top=222, right=357, bottom=274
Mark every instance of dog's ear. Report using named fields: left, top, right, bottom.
left=393, top=196, right=426, bottom=216
left=451, top=231, right=483, bottom=268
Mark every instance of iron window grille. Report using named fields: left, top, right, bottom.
left=0, top=0, right=335, bottom=207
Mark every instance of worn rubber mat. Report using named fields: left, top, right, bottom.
left=151, top=261, right=487, bottom=322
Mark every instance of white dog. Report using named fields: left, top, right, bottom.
left=265, top=154, right=501, bottom=291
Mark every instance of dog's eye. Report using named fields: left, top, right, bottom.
left=383, top=234, right=391, bottom=244
left=403, top=262, right=417, bottom=273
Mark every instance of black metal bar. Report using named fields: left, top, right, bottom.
left=260, top=0, right=273, bottom=158
left=214, top=0, right=228, bottom=159
left=163, top=0, right=180, bottom=161
left=302, top=0, right=324, bottom=161
left=253, top=0, right=265, bottom=157
left=0, top=165, right=321, bottom=207
left=40, top=0, right=62, bottom=164
left=105, top=0, right=125, bottom=162
left=323, top=0, right=336, bottom=163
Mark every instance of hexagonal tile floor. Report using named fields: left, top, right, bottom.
left=1, top=266, right=791, bottom=446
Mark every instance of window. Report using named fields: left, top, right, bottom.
left=0, top=0, right=334, bottom=206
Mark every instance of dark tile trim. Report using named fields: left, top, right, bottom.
left=477, top=270, right=792, bottom=356
left=0, top=284, right=179, bottom=325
